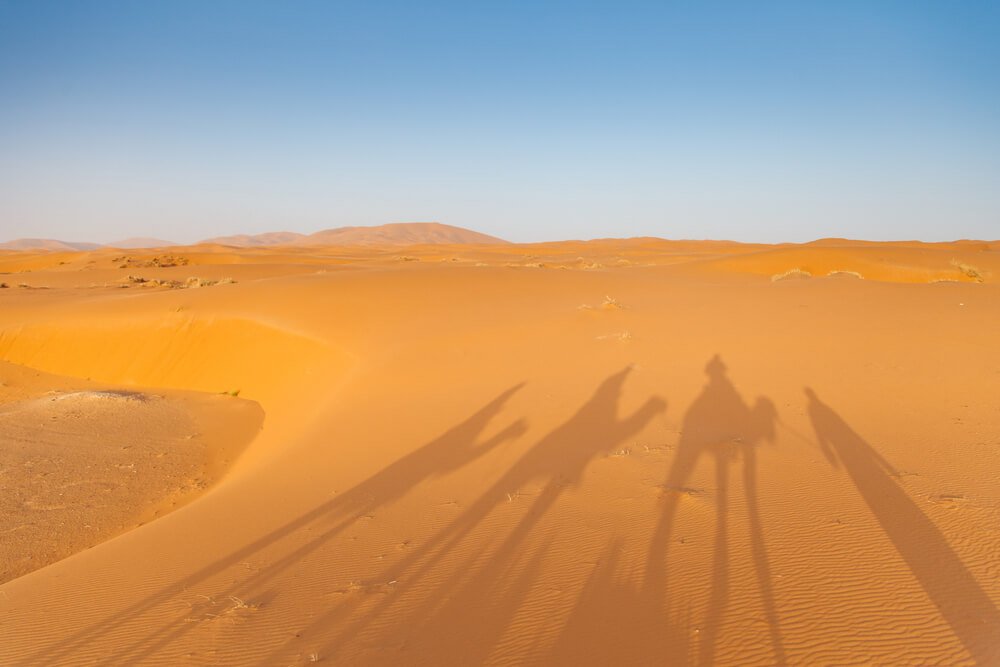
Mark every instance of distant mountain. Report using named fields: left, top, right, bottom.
left=104, top=237, right=176, bottom=249
left=197, top=223, right=506, bottom=247
left=198, top=231, right=308, bottom=247
left=302, top=222, right=507, bottom=246
left=0, top=238, right=102, bottom=252
left=0, top=223, right=507, bottom=251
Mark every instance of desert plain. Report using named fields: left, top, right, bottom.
left=0, top=227, right=998, bottom=665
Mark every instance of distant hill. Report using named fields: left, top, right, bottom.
left=302, top=222, right=507, bottom=246
left=0, top=223, right=508, bottom=251
left=199, top=223, right=507, bottom=247
left=104, top=237, right=176, bottom=249
left=0, top=238, right=102, bottom=252
left=199, top=231, right=307, bottom=247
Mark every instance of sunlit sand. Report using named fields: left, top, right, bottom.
left=1, top=230, right=998, bottom=664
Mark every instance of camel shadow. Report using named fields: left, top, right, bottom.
left=259, top=365, right=666, bottom=664
left=34, top=383, right=528, bottom=665
left=645, top=355, right=785, bottom=666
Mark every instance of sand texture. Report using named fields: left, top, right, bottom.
left=0, top=237, right=998, bottom=665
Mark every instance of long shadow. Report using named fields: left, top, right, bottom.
left=260, top=366, right=665, bottom=664
left=645, top=355, right=785, bottom=666
left=805, top=387, right=1000, bottom=664
left=404, top=366, right=666, bottom=662
left=34, top=383, right=527, bottom=665
left=548, top=538, right=691, bottom=664
left=399, top=366, right=665, bottom=595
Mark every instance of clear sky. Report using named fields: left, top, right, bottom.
left=1, top=1, right=998, bottom=243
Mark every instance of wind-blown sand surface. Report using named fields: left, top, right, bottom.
left=0, top=238, right=998, bottom=665
left=0, top=362, right=263, bottom=584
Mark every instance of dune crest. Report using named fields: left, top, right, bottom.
left=200, top=222, right=508, bottom=247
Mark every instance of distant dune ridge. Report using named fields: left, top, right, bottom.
left=1, top=222, right=508, bottom=251
left=6, top=226, right=996, bottom=253
left=199, top=231, right=307, bottom=247
left=202, top=222, right=508, bottom=247
left=103, top=237, right=177, bottom=249
left=0, top=238, right=103, bottom=252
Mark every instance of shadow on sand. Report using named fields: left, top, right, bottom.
left=805, top=387, right=1000, bottom=664
left=37, top=363, right=999, bottom=665
left=259, top=365, right=666, bottom=664
left=32, top=382, right=528, bottom=665
left=645, top=354, right=785, bottom=666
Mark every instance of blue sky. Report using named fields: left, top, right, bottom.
left=1, top=1, right=998, bottom=243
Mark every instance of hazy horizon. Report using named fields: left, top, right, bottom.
left=2, top=1, right=998, bottom=244
left=3, top=221, right=1000, bottom=248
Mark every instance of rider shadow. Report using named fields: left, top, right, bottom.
left=646, top=355, right=786, bottom=666
left=805, top=388, right=1000, bottom=664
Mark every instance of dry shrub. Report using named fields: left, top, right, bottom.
left=770, top=268, right=811, bottom=282
left=950, top=259, right=986, bottom=283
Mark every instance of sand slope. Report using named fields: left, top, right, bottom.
left=0, top=362, right=263, bottom=583
left=0, top=239, right=998, bottom=665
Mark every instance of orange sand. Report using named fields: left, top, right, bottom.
left=0, top=362, right=263, bottom=583
left=0, top=237, right=998, bottom=665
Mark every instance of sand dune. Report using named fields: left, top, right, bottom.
left=300, top=222, right=507, bottom=246
left=0, top=238, right=102, bottom=252
left=1, top=238, right=998, bottom=665
left=198, top=222, right=507, bottom=248
left=104, top=238, right=178, bottom=249
left=199, top=231, right=307, bottom=247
